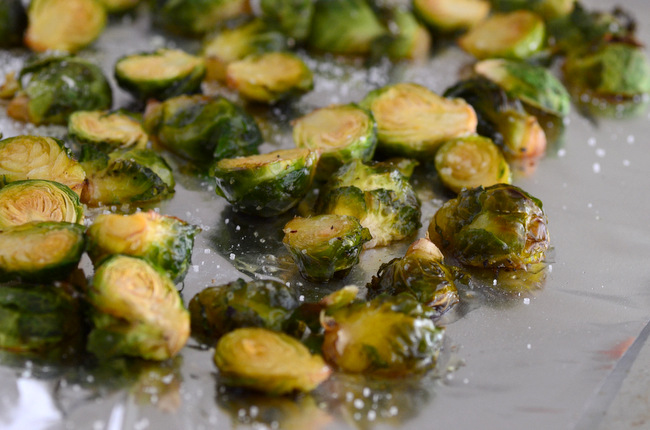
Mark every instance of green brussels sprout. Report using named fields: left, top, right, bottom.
left=68, top=110, right=148, bottom=152
left=98, top=0, right=141, bottom=13
left=0, top=222, right=86, bottom=283
left=226, top=52, right=313, bottom=104
left=87, top=211, right=199, bottom=282
left=25, top=0, right=107, bottom=53
left=7, top=56, right=112, bottom=126
left=321, top=294, right=445, bottom=375
left=413, top=0, right=490, bottom=32
left=0, top=282, right=82, bottom=353
left=563, top=43, right=650, bottom=99
left=428, top=183, right=550, bottom=269
left=212, top=148, right=319, bottom=217
left=188, top=278, right=300, bottom=342
left=282, top=214, right=372, bottom=282
left=317, top=160, right=421, bottom=249
left=444, top=78, right=548, bottom=159
left=86, top=255, right=190, bottom=360
left=373, top=8, right=431, bottom=62
left=0, top=0, right=27, bottom=48
left=0, top=135, right=87, bottom=196
left=202, top=19, right=287, bottom=82
left=458, top=10, right=546, bottom=60
left=292, top=104, right=377, bottom=179
left=359, top=83, right=477, bottom=159
left=214, top=327, right=332, bottom=394
left=435, top=135, right=511, bottom=193
left=0, top=180, right=84, bottom=229
left=144, top=95, right=262, bottom=164
left=308, top=0, right=386, bottom=55
left=491, top=0, right=575, bottom=20
left=80, top=147, right=175, bottom=207
left=260, top=0, right=313, bottom=42
left=367, top=238, right=459, bottom=317
left=475, top=59, right=571, bottom=117
left=115, top=49, right=206, bottom=102
left=151, top=0, right=251, bottom=37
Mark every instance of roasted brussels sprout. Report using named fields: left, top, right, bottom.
left=0, top=0, right=27, bottom=48
left=0, top=282, right=82, bottom=353
left=475, top=59, right=571, bottom=117
left=458, top=11, right=546, bottom=60
left=68, top=110, right=148, bottom=151
left=373, top=8, right=431, bottom=62
left=413, top=0, right=490, bottom=32
left=80, top=147, right=175, bottom=206
left=282, top=215, right=372, bottom=282
left=98, top=0, right=141, bottom=13
left=7, top=56, right=112, bottom=125
left=86, top=255, right=190, bottom=360
left=151, top=0, right=251, bottom=37
left=259, top=0, right=313, bottom=42
left=25, top=0, right=107, bottom=53
left=318, top=160, right=421, bottom=248
left=189, top=278, right=299, bottom=342
left=435, top=135, right=511, bottom=193
left=115, top=49, right=206, bottom=102
left=368, top=238, right=459, bottom=317
left=321, top=295, right=445, bottom=375
left=144, top=95, right=262, bottom=164
left=359, top=83, right=477, bottom=158
left=308, top=0, right=386, bottom=55
left=212, top=148, right=318, bottom=217
left=202, top=19, right=287, bottom=82
left=226, top=52, right=313, bottom=104
left=0, top=180, right=84, bottom=229
left=492, top=0, right=575, bottom=20
left=214, top=327, right=331, bottom=394
left=87, top=211, right=199, bottom=282
left=292, top=104, right=377, bottom=179
left=428, top=184, right=550, bottom=269
left=0, top=222, right=86, bottom=283
left=0, top=135, right=87, bottom=196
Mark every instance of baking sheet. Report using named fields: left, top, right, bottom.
left=1, top=0, right=650, bottom=429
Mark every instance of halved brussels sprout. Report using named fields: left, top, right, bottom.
left=0, top=222, right=86, bottom=283
left=151, top=0, right=251, bottom=37
left=428, top=183, right=550, bottom=269
left=68, top=110, right=148, bottom=151
left=308, top=0, right=386, bottom=55
left=321, top=295, right=445, bottom=375
left=458, top=10, right=546, bottom=60
left=80, top=147, right=175, bottom=207
left=0, top=180, right=84, bottom=229
left=0, top=282, right=82, bottom=353
left=292, top=104, right=377, bottom=179
left=226, top=52, right=313, bottom=104
left=115, top=49, right=206, bottom=102
left=188, top=278, right=300, bottom=342
left=7, top=56, right=112, bottom=125
left=413, top=0, right=490, bottom=32
left=367, top=238, right=459, bottom=317
left=259, top=0, right=313, bottom=42
left=282, top=214, right=372, bottom=282
left=98, top=0, right=141, bottom=13
left=25, top=0, right=107, bottom=53
left=492, top=0, right=575, bottom=20
left=0, top=135, right=86, bottom=196
left=317, top=160, right=421, bottom=248
left=144, top=95, right=262, bottom=164
left=202, top=19, right=287, bottom=82
left=86, top=255, right=190, bottom=360
left=360, top=83, right=477, bottom=158
left=563, top=43, right=650, bottom=99
left=212, top=148, right=318, bottom=217
left=374, top=8, right=431, bottom=62
left=214, top=327, right=331, bottom=394
left=435, top=135, right=511, bottom=193
left=475, top=59, right=571, bottom=117
left=0, top=0, right=27, bottom=48
left=87, top=211, right=199, bottom=282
